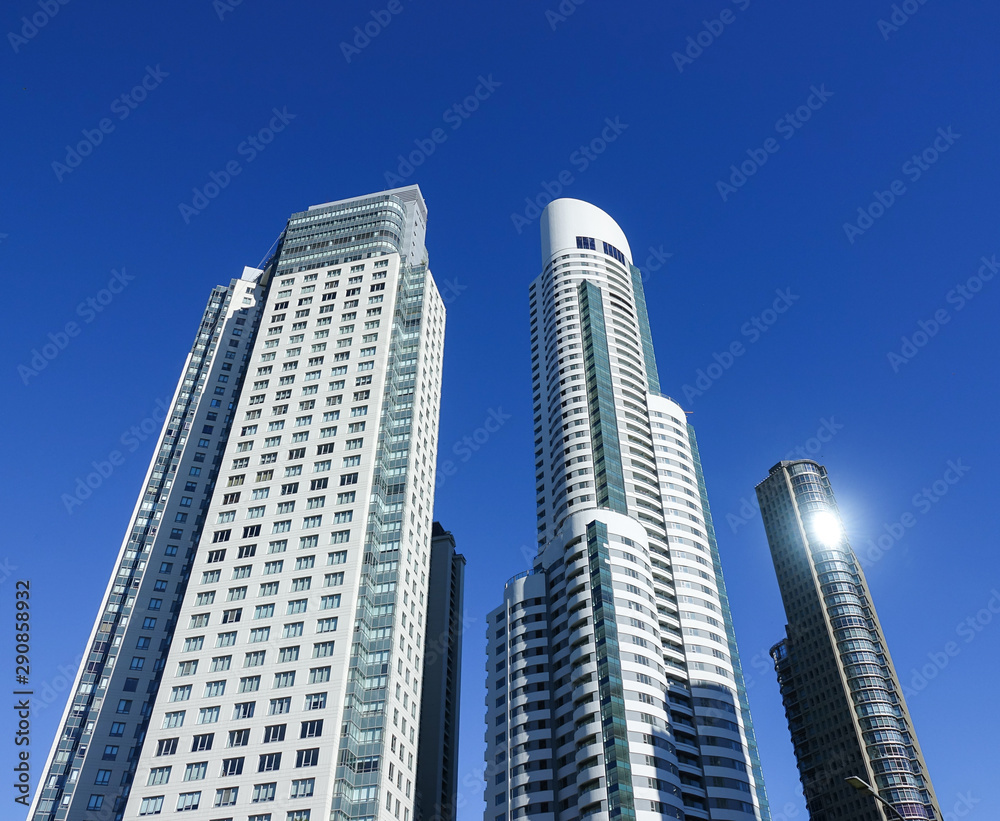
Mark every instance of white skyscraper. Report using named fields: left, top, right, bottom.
left=484, top=199, right=769, bottom=821
left=32, top=186, right=447, bottom=821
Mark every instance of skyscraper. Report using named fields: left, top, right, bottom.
left=484, top=199, right=769, bottom=821
left=31, top=185, right=449, bottom=821
left=756, top=460, right=940, bottom=821
left=415, top=523, right=466, bottom=821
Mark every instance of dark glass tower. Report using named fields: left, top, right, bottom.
left=756, top=460, right=941, bottom=821
left=415, top=523, right=466, bottom=821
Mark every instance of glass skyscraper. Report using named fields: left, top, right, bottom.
left=31, top=185, right=450, bottom=821
left=484, top=199, right=769, bottom=821
left=757, top=460, right=941, bottom=821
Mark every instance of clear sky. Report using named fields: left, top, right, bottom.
left=3, top=1, right=999, bottom=818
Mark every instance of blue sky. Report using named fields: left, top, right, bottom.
left=3, top=0, right=999, bottom=818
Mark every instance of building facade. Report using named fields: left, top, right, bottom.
left=484, top=199, right=769, bottom=821
left=757, top=460, right=941, bottom=821
left=32, top=185, right=449, bottom=821
left=415, top=523, right=466, bottom=821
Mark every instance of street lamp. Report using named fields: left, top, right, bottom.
left=845, top=776, right=906, bottom=821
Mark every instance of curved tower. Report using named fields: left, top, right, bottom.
left=758, top=460, right=941, bottom=821
left=485, top=200, right=769, bottom=821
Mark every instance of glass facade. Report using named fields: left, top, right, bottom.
left=758, top=460, right=941, bottom=821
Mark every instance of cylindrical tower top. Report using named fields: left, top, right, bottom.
left=540, top=198, right=633, bottom=265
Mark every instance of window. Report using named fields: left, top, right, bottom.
left=287, top=599, right=307, bottom=614
left=245, top=650, right=267, bottom=667
left=290, top=777, right=316, bottom=798
left=339, top=472, right=359, bottom=486
left=250, top=627, right=271, bottom=643
left=252, top=782, right=277, bottom=803
left=299, top=719, right=325, bottom=742
left=217, top=631, right=237, bottom=648
left=215, top=786, right=240, bottom=807
left=176, top=791, right=201, bottom=811
left=191, top=734, right=214, bottom=752
left=269, top=697, right=291, bottom=715
left=163, top=711, right=185, bottom=729
left=238, top=674, right=261, bottom=693
left=278, top=646, right=300, bottom=663
left=170, top=685, right=192, bottom=702
left=183, top=761, right=208, bottom=781
left=316, top=617, right=338, bottom=633
left=138, top=796, right=164, bottom=816
left=320, top=594, right=341, bottom=609
left=273, top=671, right=296, bottom=688
left=86, top=795, right=104, bottom=811
left=229, top=728, right=251, bottom=748
left=204, top=680, right=226, bottom=698
left=258, top=752, right=282, bottom=772
left=283, top=622, right=304, bottom=638
left=183, top=637, right=203, bottom=652
left=313, top=641, right=335, bottom=658
left=292, top=577, right=311, bottom=592
left=220, top=757, right=245, bottom=777
left=155, top=738, right=177, bottom=757
left=255, top=604, right=275, bottom=619
left=234, top=701, right=256, bottom=718
left=228, top=586, right=248, bottom=601
left=295, top=748, right=319, bottom=768
left=305, top=692, right=327, bottom=710
left=146, top=766, right=170, bottom=786
left=198, top=706, right=221, bottom=724
left=263, top=724, right=287, bottom=743
left=210, top=655, right=232, bottom=672
left=308, top=667, right=331, bottom=684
